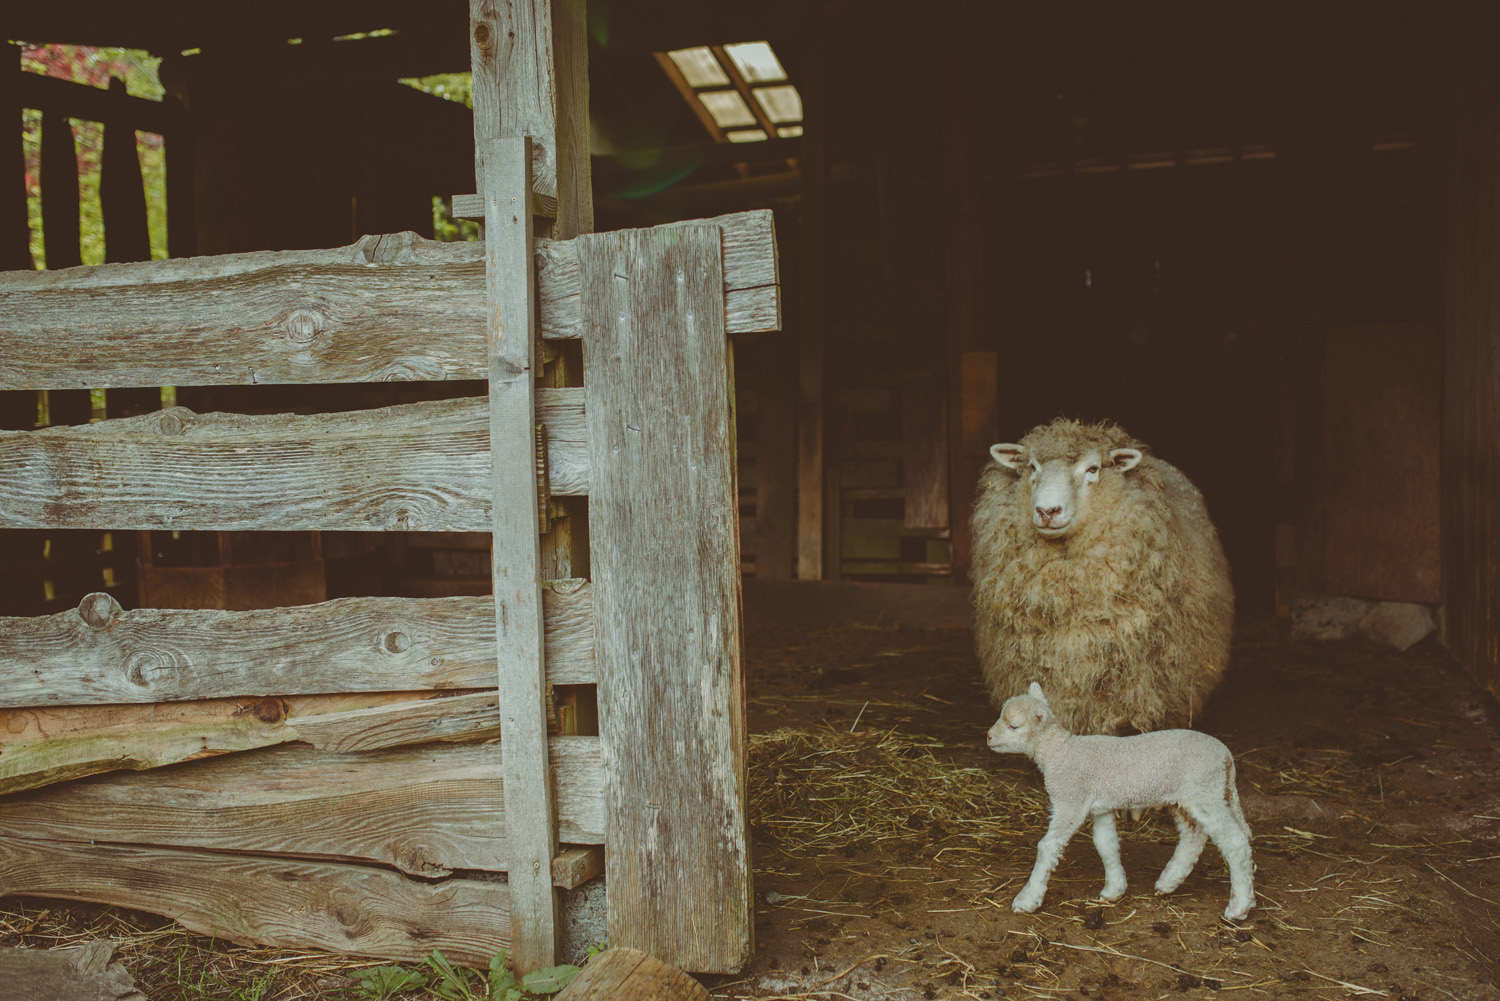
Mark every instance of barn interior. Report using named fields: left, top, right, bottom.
left=5, top=0, right=1500, bottom=996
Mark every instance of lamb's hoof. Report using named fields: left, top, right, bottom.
left=1223, top=901, right=1253, bottom=922
left=1154, top=877, right=1184, bottom=895
left=1012, top=889, right=1044, bottom=913
left=1099, top=885, right=1127, bottom=902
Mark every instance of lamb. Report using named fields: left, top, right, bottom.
left=988, top=683, right=1255, bottom=921
left=971, top=417, right=1234, bottom=735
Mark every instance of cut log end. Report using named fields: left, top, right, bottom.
left=77, top=592, right=123, bottom=630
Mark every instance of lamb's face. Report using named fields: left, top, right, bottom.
left=989, top=442, right=1144, bottom=539
left=986, top=693, right=1048, bottom=754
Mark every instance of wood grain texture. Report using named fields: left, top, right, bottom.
left=291, top=690, right=504, bottom=753
left=1442, top=0, right=1500, bottom=699
left=481, top=135, right=560, bottom=971
left=554, top=947, right=709, bottom=1001
left=0, top=738, right=604, bottom=877
left=0, top=940, right=145, bottom=1001
left=0, top=583, right=595, bottom=706
left=581, top=224, right=752, bottom=972
left=0, top=837, right=513, bottom=965
left=902, top=371, right=949, bottom=531
left=1322, top=324, right=1441, bottom=603
left=550, top=845, right=604, bottom=890
left=0, top=392, right=587, bottom=532
left=0, top=212, right=778, bottom=391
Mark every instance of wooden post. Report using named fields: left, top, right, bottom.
left=581, top=224, right=752, bottom=973
left=480, top=135, right=559, bottom=971
left=39, top=110, right=81, bottom=271
left=797, top=35, right=829, bottom=580
left=101, top=77, right=151, bottom=264
left=2, top=43, right=31, bottom=272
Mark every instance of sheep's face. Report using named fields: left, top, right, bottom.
left=989, top=442, right=1144, bottom=539
left=986, top=682, right=1055, bottom=754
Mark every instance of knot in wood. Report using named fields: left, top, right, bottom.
left=384, top=630, right=411, bottom=654
left=77, top=591, right=122, bottom=629
left=472, top=21, right=492, bottom=49
left=284, top=308, right=326, bottom=345
left=158, top=412, right=185, bottom=436
left=248, top=698, right=287, bottom=724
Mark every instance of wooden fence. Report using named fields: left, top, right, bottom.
left=0, top=189, right=777, bottom=977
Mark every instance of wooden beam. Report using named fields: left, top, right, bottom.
left=550, top=845, right=605, bottom=890
left=39, top=110, right=81, bottom=271
left=0, top=739, right=604, bottom=877
left=0, top=393, right=588, bottom=531
left=796, top=37, right=828, bottom=581
left=0, top=837, right=513, bottom=966
left=581, top=223, right=752, bottom=972
left=0, top=583, right=595, bottom=707
left=1, top=47, right=33, bottom=273
left=478, top=134, right=560, bottom=972
left=0, top=940, right=143, bottom=1001
left=99, top=78, right=151, bottom=265
left=0, top=211, right=779, bottom=390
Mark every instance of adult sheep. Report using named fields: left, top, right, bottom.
left=970, top=417, right=1233, bottom=735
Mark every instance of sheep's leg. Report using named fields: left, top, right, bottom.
left=1013, top=805, right=1088, bottom=913
left=1202, top=796, right=1256, bottom=921
left=1155, top=806, right=1208, bottom=895
left=1090, top=811, right=1128, bottom=901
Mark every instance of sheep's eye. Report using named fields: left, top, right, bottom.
left=1006, top=722, right=1019, bottom=730
left=1086, top=465, right=1099, bottom=475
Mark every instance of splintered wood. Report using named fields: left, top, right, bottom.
left=581, top=224, right=753, bottom=973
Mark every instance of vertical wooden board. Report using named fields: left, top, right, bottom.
left=753, top=335, right=797, bottom=579
left=797, top=38, right=828, bottom=582
left=1442, top=0, right=1500, bottom=696
left=40, top=110, right=82, bottom=271
left=902, top=371, right=949, bottom=530
left=1321, top=325, right=1441, bottom=603
left=2, top=44, right=32, bottom=272
left=481, top=136, right=559, bottom=970
left=581, top=224, right=752, bottom=972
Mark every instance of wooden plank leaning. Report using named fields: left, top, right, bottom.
left=481, top=134, right=560, bottom=971
left=581, top=223, right=753, bottom=973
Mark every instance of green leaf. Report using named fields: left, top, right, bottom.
left=352, top=965, right=426, bottom=999
left=519, top=965, right=581, bottom=995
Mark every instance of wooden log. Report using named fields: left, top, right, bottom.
left=555, top=948, right=708, bottom=1001
left=0, top=837, right=512, bottom=966
left=581, top=224, right=752, bottom=972
left=478, top=134, right=560, bottom=972
left=0, top=211, right=779, bottom=391
left=0, top=941, right=145, bottom=1001
left=0, top=691, right=414, bottom=795
left=0, top=582, right=595, bottom=707
left=0, top=392, right=587, bottom=531
left=0, top=738, right=604, bottom=877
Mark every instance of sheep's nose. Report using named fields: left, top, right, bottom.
left=1036, top=505, right=1062, bottom=525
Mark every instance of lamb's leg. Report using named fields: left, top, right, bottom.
left=1155, top=805, right=1208, bottom=895
left=1013, top=805, right=1088, bottom=913
left=1203, top=795, right=1256, bottom=921
left=1091, top=811, right=1128, bottom=901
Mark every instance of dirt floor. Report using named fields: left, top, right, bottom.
left=705, top=616, right=1500, bottom=1001
left=3, top=616, right=1499, bottom=1000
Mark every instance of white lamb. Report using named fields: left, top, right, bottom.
left=988, top=683, right=1255, bottom=921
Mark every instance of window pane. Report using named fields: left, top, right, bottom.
left=727, top=129, right=769, bottom=143
left=723, top=41, right=786, bottom=83
left=776, top=125, right=804, bottom=139
left=753, top=85, right=802, bottom=124
left=698, top=90, right=757, bottom=128
left=668, top=46, right=729, bottom=88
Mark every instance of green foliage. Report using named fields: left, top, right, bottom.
left=399, top=73, right=473, bottom=110
left=352, top=965, right=428, bottom=999
left=345, top=950, right=583, bottom=1001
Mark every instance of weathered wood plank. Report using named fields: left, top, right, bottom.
left=555, top=947, right=709, bottom=1001
left=480, top=134, right=561, bottom=973
left=291, top=690, right=503, bottom=753
left=0, top=692, right=418, bottom=796
left=0, top=738, right=604, bottom=877
left=550, top=846, right=604, bottom=891
left=581, top=224, right=752, bottom=972
left=0, top=583, right=595, bottom=707
left=0, top=940, right=144, bottom=1001
left=0, top=212, right=779, bottom=391
left=0, top=838, right=512, bottom=966
left=902, top=371, right=949, bottom=531
left=0, top=393, right=588, bottom=531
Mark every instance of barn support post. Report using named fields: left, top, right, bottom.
left=796, top=30, right=829, bottom=581
left=2, top=43, right=31, bottom=272
left=1441, top=0, right=1500, bottom=698
left=580, top=224, right=753, bottom=973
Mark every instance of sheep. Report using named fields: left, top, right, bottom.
left=970, top=417, right=1234, bottom=735
left=988, top=683, right=1255, bottom=921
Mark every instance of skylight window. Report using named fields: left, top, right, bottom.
left=656, top=41, right=802, bottom=145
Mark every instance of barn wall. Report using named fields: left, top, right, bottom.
left=1442, top=0, right=1500, bottom=697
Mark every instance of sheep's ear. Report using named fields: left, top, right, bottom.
left=990, top=443, right=1026, bottom=471
left=1109, top=448, right=1143, bottom=472
left=1028, top=681, right=1047, bottom=702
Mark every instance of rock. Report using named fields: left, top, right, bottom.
left=1359, top=602, right=1436, bottom=652
left=1290, top=595, right=1373, bottom=641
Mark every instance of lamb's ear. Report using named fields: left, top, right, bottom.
left=990, top=443, right=1026, bottom=471
left=1109, top=448, right=1143, bottom=472
left=1028, top=681, right=1047, bottom=702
